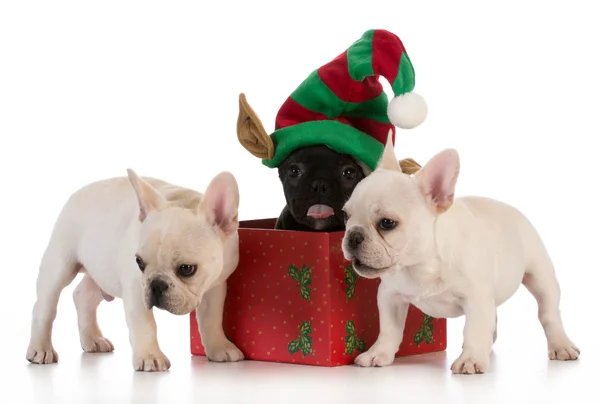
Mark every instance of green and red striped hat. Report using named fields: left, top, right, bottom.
left=262, top=28, right=427, bottom=171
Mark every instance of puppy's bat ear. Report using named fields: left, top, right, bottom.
left=376, top=130, right=401, bottom=171
left=399, top=158, right=422, bottom=175
left=200, top=171, right=240, bottom=236
left=127, top=169, right=168, bottom=222
left=415, top=149, right=460, bottom=214
left=237, top=93, right=274, bottom=160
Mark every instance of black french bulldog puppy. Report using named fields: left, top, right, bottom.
left=275, top=145, right=366, bottom=232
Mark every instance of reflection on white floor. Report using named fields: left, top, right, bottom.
left=5, top=280, right=593, bottom=404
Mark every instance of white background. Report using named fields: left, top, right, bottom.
left=1, top=1, right=598, bottom=403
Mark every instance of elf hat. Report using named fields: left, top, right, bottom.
left=237, top=29, right=427, bottom=172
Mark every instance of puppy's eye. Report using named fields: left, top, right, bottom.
left=288, top=164, right=301, bottom=178
left=135, top=256, right=146, bottom=272
left=178, top=264, right=197, bottom=278
left=378, top=218, right=397, bottom=231
left=342, top=167, right=356, bottom=180
left=343, top=210, right=349, bottom=224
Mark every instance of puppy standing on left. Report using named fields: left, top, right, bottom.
left=26, top=169, right=244, bottom=371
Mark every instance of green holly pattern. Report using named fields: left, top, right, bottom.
left=288, top=321, right=313, bottom=357
left=413, top=314, right=434, bottom=345
left=344, top=320, right=366, bottom=355
left=288, top=264, right=312, bottom=300
left=344, top=264, right=359, bottom=300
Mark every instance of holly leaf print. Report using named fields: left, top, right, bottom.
left=299, top=334, right=312, bottom=356
left=345, top=335, right=356, bottom=355
left=414, top=313, right=435, bottom=346
left=287, top=265, right=299, bottom=281
left=345, top=320, right=356, bottom=335
left=344, top=321, right=366, bottom=355
left=288, top=321, right=312, bottom=356
left=356, top=338, right=366, bottom=353
left=299, top=265, right=312, bottom=287
left=299, top=321, right=311, bottom=336
left=346, top=284, right=355, bottom=300
left=289, top=321, right=312, bottom=357
left=300, top=285, right=311, bottom=300
left=288, top=338, right=300, bottom=354
left=423, top=325, right=433, bottom=344
left=414, top=329, right=424, bottom=345
left=344, top=264, right=359, bottom=300
left=289, top=264, right=312, bottom=300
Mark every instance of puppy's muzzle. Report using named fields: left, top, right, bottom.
left=347, top=231, right=365, bottom=251
left=149, top=278, right=169, bottom=309
left=311, top=179, right=331, bottom=196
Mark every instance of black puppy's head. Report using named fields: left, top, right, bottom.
left=278, top=145, right=366, bottom=231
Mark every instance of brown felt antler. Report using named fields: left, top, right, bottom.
left=237, top=93, right=274, bottom=160
left=399, top=157, right=422, bottom=174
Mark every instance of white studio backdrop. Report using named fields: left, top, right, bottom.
left=0, top=0, right=598, bottom=402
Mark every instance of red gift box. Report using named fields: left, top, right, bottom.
left=190, top=218, right=446, bottom=366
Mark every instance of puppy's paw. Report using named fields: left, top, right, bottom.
left=81, top=334, right=114, bottom=353
left=354, top=347, right=395, bottom=367
left=26, top=344, right=59, bottom=365
left=451, top=350, right=490, bottom=375
left=205, top=340, right=244, bottom=362
left=548, top=340, right=580, bottom=361
left=133, top=350, right=171, bottom=372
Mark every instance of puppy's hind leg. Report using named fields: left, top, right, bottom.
left=73, top=274, right=114, bottom=353
left=26, top=243, right=79, bottom=364
left=523, top=251, right=579, bottom=361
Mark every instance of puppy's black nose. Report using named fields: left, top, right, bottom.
left=311, top=179, right=330, bottom=195
left=150, top=279, right=169, bottom=305
left=348, top=231, right=364, bottom=250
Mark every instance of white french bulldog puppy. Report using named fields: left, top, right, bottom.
left=342, top=133, right=580, bottom=374
left=26, top=169, right=244, bottom=371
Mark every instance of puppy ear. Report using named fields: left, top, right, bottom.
left=127, top=169, right=168, bottom=222
left=237, top=93, right=274, bottom=160
left=376, top=130, right=401, bottom=171
left=200, top=171, right=240, bottom=236
left=415, top=149, right=460, bottom=214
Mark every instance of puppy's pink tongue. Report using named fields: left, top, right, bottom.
left=307, top=204, right=334, bottom=219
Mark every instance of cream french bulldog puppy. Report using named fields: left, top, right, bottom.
left=342, top=133, right=580, bottom=374
left=26, top=169, right=244, bottom=371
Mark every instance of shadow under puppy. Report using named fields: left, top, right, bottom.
left=26, top=169, right=244, bottom=371
left=236, top=29, right=428, bottom=231
left=342, top=134, right=580, bottom=374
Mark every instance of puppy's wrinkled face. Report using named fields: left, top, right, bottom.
left=342, top=170, right=435, bottom=278
left=127, top=169, right=240, bottom=315
left=135, top=208, right=224, bottom=315
left=278, top=145, right=366, bottom=231
left=342, top=134, right=460, bottom=279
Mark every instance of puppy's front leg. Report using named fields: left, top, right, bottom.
left=355, top=286, right=408, bottom=367
left=196, top=281, right=244, bottom=362
left=122, top=282, right=170, bottom=372
left=451, top=294, right=496, bottom=375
